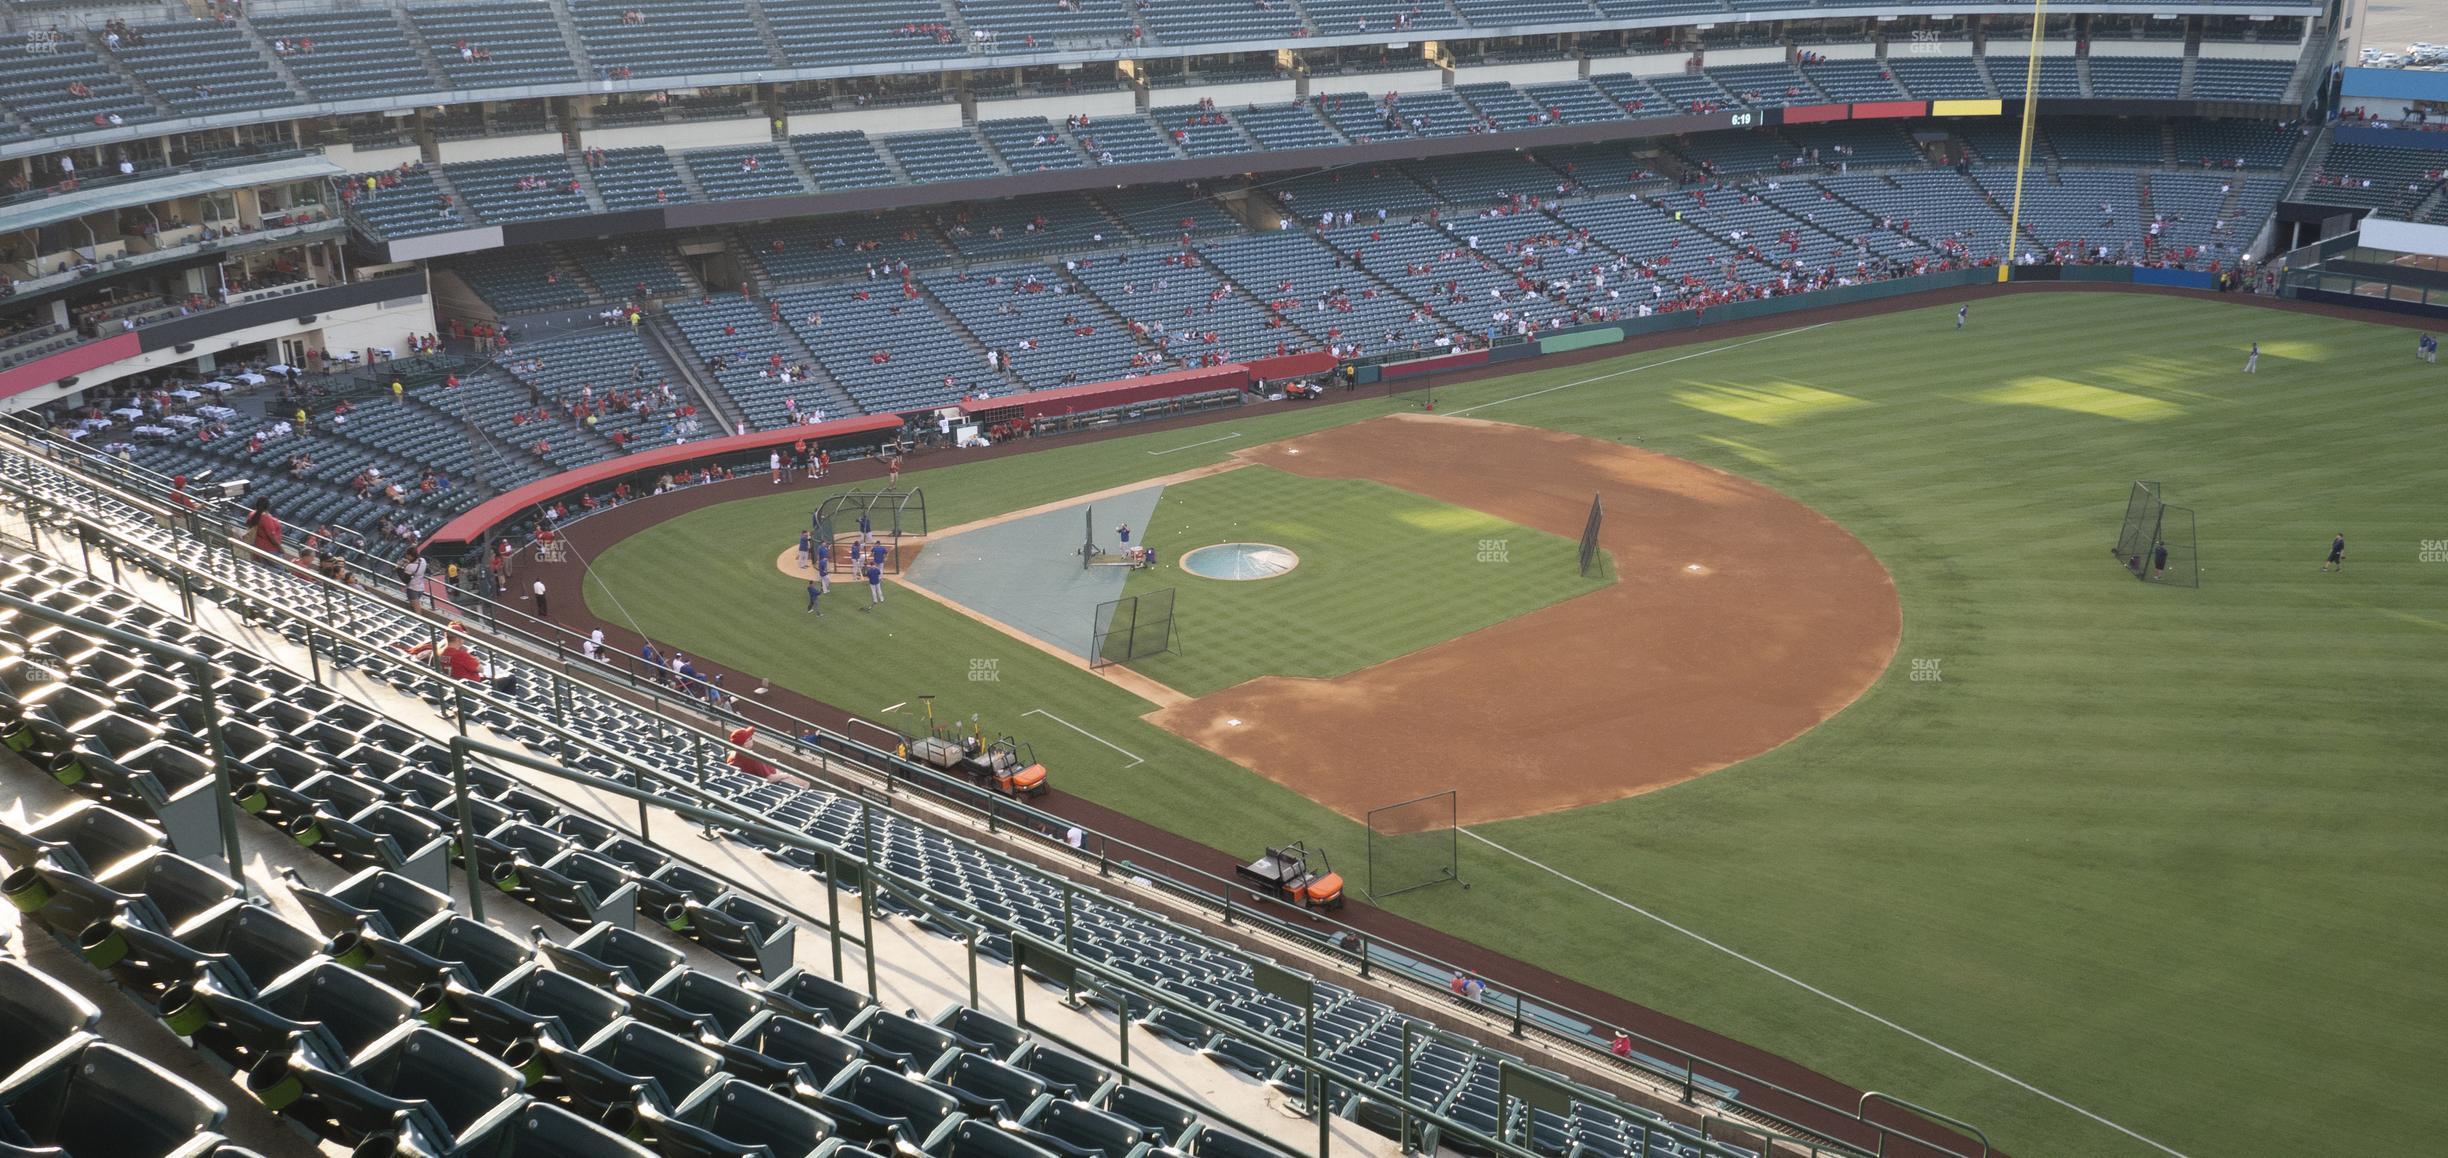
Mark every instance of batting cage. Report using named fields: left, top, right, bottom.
left=1090, top=587, right=1177, bottom=668
left=1365, top=789, right=1462, bottom=900
left=1577, top=493, right=1605, bottom=578
left=814, top=488, right=927, bottom=574
left=2112, top=482, right=2197, bottom=588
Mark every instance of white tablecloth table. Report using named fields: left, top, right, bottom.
left=167, top=388, right=201, bottom=401
left=162, top=414, right=202, bottom=429
left=195, top=405, right=236, bottom=421
left=110, top=407, right=143, bottom=420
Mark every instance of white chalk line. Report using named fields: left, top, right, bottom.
left=1148, top=432, right=1242, bottom=456
left=1461, top=829, right=2188, bottom=1158
left=1446, top=323, right=1835, bottom=417
left=1022, top=708, right=1145, bottom=767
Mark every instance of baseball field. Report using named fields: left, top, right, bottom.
left=580, top=293, right=2448, bottom=1157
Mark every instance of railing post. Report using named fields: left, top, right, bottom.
left=859, top=862, right=877, bottom=1002
left=188, top=657, right=247, bottom=900
left=966, top=930, right=979, bottom=1009
left=449, top=739, right=486, bottom=923
left=825, top=849, right=844, bottom=982
left=1309, top=1001, right=1327, bottom=1158
left=1399, top=1019, right=1414, bottom=1153
left=857, top=802, right=878, bottom=1001
left=630, top=764, right=650, bottom=843
left=1012, top=929, right=1028, bottom=1029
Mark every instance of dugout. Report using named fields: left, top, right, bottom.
left=957, top=364, right=1251, bottom=440
left=2280, top=216, right=2448, bottom=320
left=422, top=412, right=903, bottom=559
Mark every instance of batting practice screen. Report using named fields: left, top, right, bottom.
left=2113, top=481, right=2163, bottom=564
left=1578, top=493, right=1605, bottom=577
left=1090, top=587, right=1176, bottom=667
left=2112, top=482, right=2197, bottom=588
left=2146, top=503, right=2199, bottom=588
left=1366, top=789, right=1461, bottom=900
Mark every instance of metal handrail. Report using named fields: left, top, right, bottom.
left=0, top=407, right=1992, bottom=1158
left=1859, top=1094, right=1990, bottom=1158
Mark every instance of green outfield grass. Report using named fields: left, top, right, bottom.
left=1116, top=467, right=1603, bottom=694
left=585, top=294, right=2448, bottom=1157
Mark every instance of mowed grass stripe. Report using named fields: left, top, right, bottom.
left=1115, top=467, right=1604, bottom=695
left=588, top=295, right=2447, bottom=1157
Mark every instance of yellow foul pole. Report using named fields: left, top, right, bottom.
left=1998, top=0, right=2047, bottom=283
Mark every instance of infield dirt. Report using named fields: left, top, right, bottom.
left=1149, top=413, right=1901, bottom=824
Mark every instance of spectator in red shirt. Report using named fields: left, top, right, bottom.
left=245, top=499, right=283, bottom=557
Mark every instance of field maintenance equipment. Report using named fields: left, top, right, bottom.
left=1236, top=841, right=1344, bottom=910
left=909, top=732, right=1048, bottom=799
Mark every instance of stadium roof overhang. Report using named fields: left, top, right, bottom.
left=2353, top=218, right=2448, bottom=260
left=0, top=154, right=344, bottom=236
left=0, top=1, right=2323, bottom=168
left=368, top=94, right=2297, bottom=261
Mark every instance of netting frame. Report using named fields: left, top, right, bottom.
left=1366, top=789, right=1463, bottom=901
left=1577, top=493, right=1606, bottom=578
left=1089, top=587, right=1178, bottom=668
left=2143, top=503, right=2199, bottom=588
left=815, top=487, right=927, bottom=575
left=2112, top=481, right=2162, bottom=564
left=2112, top=482, right=2198, bottom=588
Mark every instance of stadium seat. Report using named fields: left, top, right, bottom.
left=0, top=1041, right=230, bottom=1158
left=635, top=1074, right=836, bottom=1158
left=282, top=1023, right=527, bottom=1150
left=0, top=959, right=102, bottom=1091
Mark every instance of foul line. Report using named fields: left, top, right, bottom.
left=1022, top=708, right=1145, bottom=767
left=1461, top=829, right=2189, bottom=1158
left=1447, top=323, right=1833, bottom=417
left=1147, top=432, right=1241, bottom=456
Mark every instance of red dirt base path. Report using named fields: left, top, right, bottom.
left=1150, top=414, right=1900, bottom=825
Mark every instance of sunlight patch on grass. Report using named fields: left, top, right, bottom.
left=1695, top=434, right=1789, bottom=472
left=1668, top=380, right=1871, bottom=427
left=1394, top=505, right=1508, bottom=534
left=1971, top=377, right=2185, bottom=423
